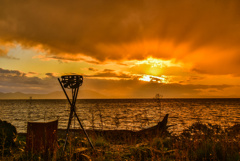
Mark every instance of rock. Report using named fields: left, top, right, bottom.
left=0, top=120, right=17, bottom=149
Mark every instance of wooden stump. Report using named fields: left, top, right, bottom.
left=26, top=119, right=58, bottom=154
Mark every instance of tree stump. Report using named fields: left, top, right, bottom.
left=26, top=119, right=58, bottom=154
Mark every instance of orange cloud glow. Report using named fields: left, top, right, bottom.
left=1, top=0, right=240, bottom=98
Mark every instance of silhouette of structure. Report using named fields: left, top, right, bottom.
left=58, top=75, right=94, bottom=151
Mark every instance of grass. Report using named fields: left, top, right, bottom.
left=172, top=122, right=240, bottom=161
left=1, top=121, right=239, bottom=161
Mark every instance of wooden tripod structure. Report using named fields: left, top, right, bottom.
left=58, top=75, right=94, bottom=151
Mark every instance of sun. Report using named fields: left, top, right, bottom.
left=139, top=75, right=168, bottom=83
left=139, top=75, right=152, bottom=82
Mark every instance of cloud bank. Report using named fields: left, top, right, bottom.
left=0, top=68, right=237, bottom=98
left=1, top=0, right=240, bottom=75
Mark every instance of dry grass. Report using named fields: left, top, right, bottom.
left=1, top=122, right=239, bottom=161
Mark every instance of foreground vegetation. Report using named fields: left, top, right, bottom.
left=1, top=121, right=240, bottom=161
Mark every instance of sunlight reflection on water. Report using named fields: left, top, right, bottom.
left=0, top=99, right=240, bottom=133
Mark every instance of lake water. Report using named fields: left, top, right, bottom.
left=0, top=99, right=240, bottom=133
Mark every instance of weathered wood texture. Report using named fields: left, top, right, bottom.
left=26, top=119, right=58, bottom=153
left=58, top=114, right=169, bottom=143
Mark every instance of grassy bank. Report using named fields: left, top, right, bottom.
left=1, top=122, right=240, bottom=161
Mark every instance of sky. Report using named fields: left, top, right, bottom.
left=1, top=0, right=240, bottom=98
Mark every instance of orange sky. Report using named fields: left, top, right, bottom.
left=1, top=0, right=240, bottom=98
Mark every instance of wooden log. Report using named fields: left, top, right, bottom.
left=136, top=114, right=169, bottom=139
left=59, top=114, right=170, bottom=143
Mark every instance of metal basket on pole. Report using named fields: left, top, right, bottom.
left=58, top=75, right=94, bottom=151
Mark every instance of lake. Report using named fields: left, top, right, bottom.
left=0, top=98, right=240, bottom=133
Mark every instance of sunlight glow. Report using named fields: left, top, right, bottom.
left=139, top=75, right=152, bottom=82
left=139, top=75, right=168, bottom=83
left=136, top=57, right=180, bottom=67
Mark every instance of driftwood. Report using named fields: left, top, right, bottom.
left=58, top=114, right=169, bottom=143
left=136, top=114, right=169, bottom=138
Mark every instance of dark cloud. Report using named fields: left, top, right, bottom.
left=86, top=69, right=132, bottom=79
left=28, top=72, right=37, bottom=75
left=38, top=54, right=99, bottom=64
left=0, top=68, right=60, bottom=94
left=0, top=68, right=22, bottom=76
left=103, top=69, right=114, bottom=72
left=45, top=73, right=55, bottom=77
left=88, top=67, right=98, bottom=72
left=1, top=0, right=240, bottom=75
